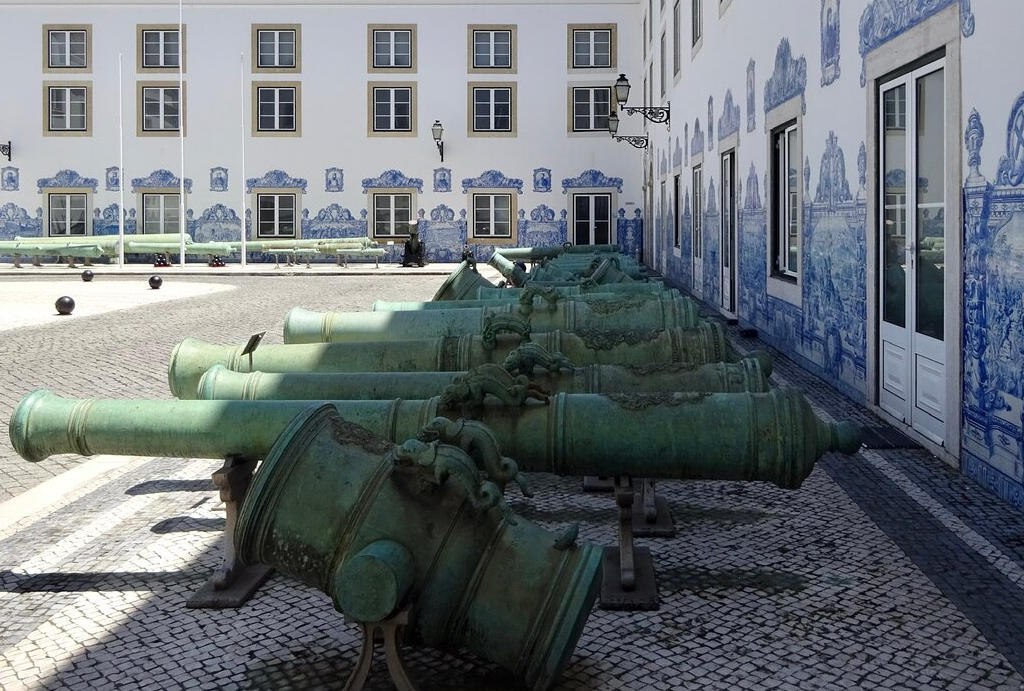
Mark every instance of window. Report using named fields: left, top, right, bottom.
left=473, top=194, right=513, bottom=238
left=673, top=1, right=681, bottom=76
left=569, top=24, right=616, bottom=69
left=44, top=26, right=89, bottom=70
left=257, top=194, right=296, bottom=237
left=254, top=83, right=300, bottom=135
left=142, top=193, right=180, bottom=234
left=253, top=25, right=300, bottom=72
left=138, top=83, right=183, bottom=134
left=369, top=83, right=416, bottom=135
left=692, top=164, right=703, bottom=259
left=370, top=25, right=416, bottom=71
left=660, top=32, right=666, bottom=97
left=470, top=26, right=515, bottom=72
left=48, top=193, right=88, bottom=236
left=372, top=193, right=413, bottom=237
left=692, top=0, right=703, bottom=47
left=46, top=84, right=89, bottom=132
left=469, top=83, right=516, bottom=136
left=571, top=86, right=611, bottom=132
left=771, top=121, right=800, bottom=278
left=573, top=193, right=612, bottom=245
left=673, top=174, right=682, bottom=248
left=137, top=26, right=185, bottom=71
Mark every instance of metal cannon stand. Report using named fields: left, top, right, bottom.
left=599, top=475, right=662, bottom=611
left=344, top=608, right=419, bottom=691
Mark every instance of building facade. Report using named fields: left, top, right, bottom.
left=0, top=0, right=643, bottom=262
left=642, top=0, right=1024, bottom=510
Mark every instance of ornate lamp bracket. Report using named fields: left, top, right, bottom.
left=621, top=105, right=670, bottom=126
left=612, top=135, right=649, bottom=150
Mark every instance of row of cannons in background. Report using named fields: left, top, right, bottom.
left=0, top=233, right=387, bottom=269
left=8, top=245, right=861, bottom=691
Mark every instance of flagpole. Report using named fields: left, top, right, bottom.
left=178, top=0, right=186, bottom=267
left=239, top=51, right=247, bottom=268
left=117, top=52, right=125, bottom=267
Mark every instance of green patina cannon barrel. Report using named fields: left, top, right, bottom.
left=169, top=322, right=739, bottom=399
left=283, top=296, right=701, bottom=344
left=237, top=404, right=601, bottom=690
left=496, top=244, right=619, bottom=261
left=195, top=358, right=770, bottom=401
left=475, top=283, right=671, bottom=300
left=432, top=261, right=498, bottom=301
left=372, top=288, right=683, bottom=312
left=10, top=388, right=860, bottom=489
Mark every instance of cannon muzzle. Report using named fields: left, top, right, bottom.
left=237, top=405, right=601, bottom=690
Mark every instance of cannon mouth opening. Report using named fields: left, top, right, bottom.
left=9, top=389, right=54, bottom=463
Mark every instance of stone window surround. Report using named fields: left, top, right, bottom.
left=566, top=23, right=617, bottom=72
left=467, top=81, right=517, bottom=138
left=368, top=188, right=417, bottom=240
left=366, top=81, right=418, bottom=138
left=568, top=186, right=618, bottom=247
left=251, top=24, right=302, bottom=74
left=251, top=81, right=302, bottom=137
left=764, top=94, right=803, bottom=308
left=139, top=189, right=185, bottom=235
left=42, top=24, right=92, bottom=73
left=252, top=189, right=301, bottom=239
left=137, top=80, right=186, bottom=137
left=468, top=188, right=518, bottom=244
left=367, top=24, right=417, bottom=73
left=565, top=81, right=613, bottom=136
left=467, top=24, right=517, bottom=74
left=45, top=188, right=92, bottom=237
left=42, top=81, right=93, bottom=137
left=136, top=24, right=187, bottom=74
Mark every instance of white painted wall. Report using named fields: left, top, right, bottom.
left=1, top=0, right=642, bottom=236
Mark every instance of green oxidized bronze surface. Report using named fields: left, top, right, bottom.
left=372, top=289, right=683, bottom=313
left=431, top=261, right=497, bottom=301
left=282, top=295, right=701, bottom=344
left=236, top=405, right=601, bottom=691
left=194, top=357, right=770, bottom=402
left=474, top=283, right=671, bottom=300
left=10, top=387, right=860, bottom=489
left=169, top=322, right=739, bottom=399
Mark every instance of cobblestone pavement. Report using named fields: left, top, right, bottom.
left=1, top=277, right=1023, bottom=690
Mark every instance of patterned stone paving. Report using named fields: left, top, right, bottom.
left=0, top=276, right=1022, bottom=690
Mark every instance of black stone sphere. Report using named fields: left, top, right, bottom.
left=81, top=269, right=94, bottom=282
left=55, top=296, right=76, bottom=315
left=148, top=275, right=163, bottom=290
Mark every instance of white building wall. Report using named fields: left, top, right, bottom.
left=0, top=0, right=643, bottom=260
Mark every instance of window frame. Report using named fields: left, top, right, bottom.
left=567, top=23, right=617, bottom=71
left=252, top=24, right=301, bottom=73
left=370, top=190, right=417, bottom=239
left=673, top=173, right=682, bottom=249
left=252, top=81, right=302, bottom=137
left=137, top=81, right=186, bottom=137
left=254, top=192, right=298, bottom=239
left=468, top=24, right=517, bottom=74
left=42, top=81, right=92, bottom=136
left=692, top=163, right=703, bottom=259
left=691, top=0, right=704, bottom=54
left=570, top=191, right=614, bottom=246
left=467, top=81, right=517, bottom=137
left=660, top=31, right=667, bottom=98
left=368, top=24, right=417, bottom=73
left=140, top=190, right=183, bottom=235
left=770, top=119, right=801, bottom=281
left=673, top=0, right=682, bottom=78
left=367, top=81, right=417, bottom=137
left=567, top=84, right=613, bottom=134
left=136, top=24, right=187, bottom=73
left=42, top=25, right=91, bottom=73
left=468, top=189, right=518, bottom=244
left=46, top=191, right=91, bottom=237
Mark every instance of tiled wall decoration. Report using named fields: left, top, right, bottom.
left=132, top=169, right=193, bottom=194
left=764, top=38, right=807, bottom=114
left=821, top=0, right=841, bottom=87
left=324, top=168, right=344, bottom=193
left=1, top=167, right=19, bottom=192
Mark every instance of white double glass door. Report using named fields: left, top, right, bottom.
left=878, top=60, right=947, bottom=445
left=720, top=150, right=736, bottom=314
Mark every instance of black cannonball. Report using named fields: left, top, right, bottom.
left=148, top=275, right=163, bottom=290
left=81, top=269, right=94, bottom=282
left=55, top=296, right=75, bottom=315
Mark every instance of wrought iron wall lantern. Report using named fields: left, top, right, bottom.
left=608, top=111, right=648, bottom=149
left=614, top=74, right=670, bottom=125
left=431, top=121, right=444, bottom=162
left=0, top=141, right=10, bottom=162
